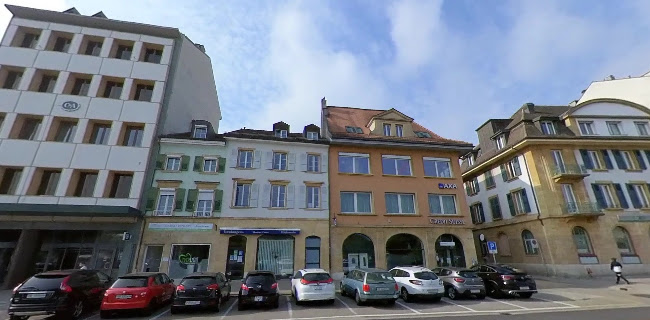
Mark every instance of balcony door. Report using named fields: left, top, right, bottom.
left=562, top=184, right=577, bottom=212
left=552, top=150, right=565, bottom=173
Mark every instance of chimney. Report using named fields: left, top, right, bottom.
left=523, top=102, right=535, bottom=113
left=194, top=44, right=206, bottom=53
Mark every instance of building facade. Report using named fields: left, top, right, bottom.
left=321, top=100, right=476, bottom=279
left=462, top=102, right=650, bottom=277
left=0, top=5, right=220, bottom=288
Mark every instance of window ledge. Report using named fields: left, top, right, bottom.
left=230, top=206, right=254, bottom=209
left=591, top=169, right=609, bottom=172
left=429, top=214, right=463, bottom=217
left=604, top=208, right=624, bottom=212
left=304, top=208, right=325, bottom=211
left=385, top=213, right=420, bottom=216
left=382, top=174, right=416, bottom=178
left=423, top=176, right=455, bottom=180
left=303, top=171, right=324, bottom=174
left=267, top=207, right=290, bottom=210
left=486, top=185, right=497, bottom=190
left=337, top=212, right=376, bottom=216
left=199, top=171, right=220, bottom=175
left=160, top=170, right=181, bottom=173
left=505, top=177, right=519, bottom=182
left=269, top=169, right=290, bottom=172
left=625, top=169, right=643, bottom=172
left=234, top=167, right=256, bottom=170
left=338, top=172, right=373, bottom=176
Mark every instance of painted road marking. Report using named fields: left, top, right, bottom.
left=441, top=298, right=478, bottom=312
left=220, top=298, right=238, bottom=320
left=287, top=298, right=294, bottom=319
left=149, top=308, right=170, bottom=320
left=395, top=301, right=421, bottom=314
left=335, top=296, right=357, bottom=315
left=532, top=296, right=580, bottom=308
left=486, top=297, right=528, bottom=309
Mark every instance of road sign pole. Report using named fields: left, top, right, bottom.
left=492, top=253, right=496, bottom=264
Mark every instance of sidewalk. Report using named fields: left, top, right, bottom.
left=535, top=275, right=650, bottom=295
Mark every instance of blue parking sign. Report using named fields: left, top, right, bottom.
left=487, top=241, right=498, bottom=254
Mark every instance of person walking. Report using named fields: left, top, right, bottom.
left=610, top=258, right=630, bottom=284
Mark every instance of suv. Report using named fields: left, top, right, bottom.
left=470, top=264, right=537, bottom=298
left=171, top=272, right=231, bottom=314
left=9, top=269, right=112, bottom=320
left=340, top=269, right=398, bottom=306
left=290, top=269, right=335, bottom=304
left=389, top=266, right=444, bottom=302
left=238, top=271, right=280, bottom=310
left=432, top=267, right=485, bottom=300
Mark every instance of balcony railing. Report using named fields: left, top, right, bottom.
left=552, top=164, right=589, bottom=176
left=194, top=210, right=212, bottom=217
left=153, top=209, right=173, bottom=216
left=563, top=202, right=603, bottom=217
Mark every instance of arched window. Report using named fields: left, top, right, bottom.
left=612, top=227, right=635, bottom=255
left=521, top=230, right=538, bottom=255
left=305, top=236, right=321, bottom=268
left=498, top=233, right=511, bottom=256
left=572, top=227, right=594, bottom=254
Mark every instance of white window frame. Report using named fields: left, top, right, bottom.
left=599, top=184, right=616, bottom=208
left=306, top=131, right=318, bottom=140
left=382, top=155, right=412, bottom=176
left=385, top=193, right=416, bottom=214
left=505, top=158, right=520, bottom=178
left=551, top=150, right=565, bottom=171
left=203, top=158, right=218, bottom=172
left=428, top=194, right=457, bottom=215
left=238, top=150, right=253, bottom=169
left=276, top=129, right=288, bottom=138
left=579, top=121, right=596, bottom=135
left=307, top=154, right=320, bottom=172
left=470, top=203, right=484, bottom=223
left=635, top=121, right=649, bottom=136
left=621, top=151, right=637, bottom=170
left=423, top=157, right=452, bottom=178
left=307, top=186, right=320, bottom=209
left=271, top=184, right=287, bottom=208
left=155, top=188, right=175, bottom=216
left=234, top=182, right=251, bottom=207
left=193, top=125, right=207, bottom=139
left=540, top=121, right=557, bottom=135
left=195, top=190, right=214, bottom=217
left=587, top=150, right=604, bottom=169
left=165, top=156, right=181, bottom=171
left=632, top=184, right=650, bottom=208
left=562, top=184, right=577, bottom=212
left=273, top=152, right=288, bottom=171
left=467, top=155, right=475, bottom=166
left=606, top=121, right=623, bottom=135
left=395, top=124, right=403, bottom=137
left=340, top=192, right=372, bottom=214
left=338, top=153, right=370, bottom=174
left=495, top=135, right=506, bottom=150
left=512, top=190, right=527, bottom=215
left=383, top=124, right=391, bottom=136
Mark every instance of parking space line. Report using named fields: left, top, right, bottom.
left=532, top=296, right=579, bottom=308
left=287, top=298, right=293, bottom=319
left=441, top=298, right=478, bottom=312
left=335, top=296, right=357, bottom=315
left=395, top=301, right=421, bottom=314
left=486, top=297, right=528, bottom=309
left=219, top=298, right=238, bottom=320
left=149, top=308, right=170, bottom=320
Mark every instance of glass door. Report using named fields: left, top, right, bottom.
left=562, top=184, right=578, bottom=212
left=142, top=245, right=163, bottom=272
left=552, top=150, right=565, bottom=173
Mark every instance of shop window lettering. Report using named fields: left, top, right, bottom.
left=178, top=253, right=199, bottom=264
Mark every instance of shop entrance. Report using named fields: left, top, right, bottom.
left=386, top=233, right=424, bottom=270
left=0, top=230, right=19, bottom=287
left=257, top=235, right=294, bottom=278
left=226, top=236, right=246, bottom=279
left=435, top=234, right=466, bottom=267
left=342, top=233, right=375, bottom=273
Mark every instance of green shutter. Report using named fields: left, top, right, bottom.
left=218, top=157, right=226, bottom=173
left=194, top=156, right=204, bottom=172
left=506, top=193, right=515, bottom=216
left=500, top=164, right=508, bottom=181
left=186, top=189, right=198, bottom=212
left=213, top=189, right=223, bottom=212
left=155, top=154, right=166, bottom=170
left=174, top=188, right=186, bottom=211
left=144, top=187, right=159, bottom=211
left=180, top=155, right=190, bottom=171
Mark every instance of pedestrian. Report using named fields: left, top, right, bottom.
left=78, top=262, right=88, bottom=270
left=610, top=258, right=630, bottom=284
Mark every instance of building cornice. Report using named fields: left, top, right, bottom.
left=224, top=137, right=329, bottom=148
left=329, top=138, right=473, bottom=152
left=160, top=138, right=226, bottom=146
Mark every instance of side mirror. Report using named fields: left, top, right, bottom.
left=170, top=279, right=174, bottom=284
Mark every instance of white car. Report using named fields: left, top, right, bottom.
left=291, top=269, right=336, bottom=304
left=389, top=266, right=444, bottom=302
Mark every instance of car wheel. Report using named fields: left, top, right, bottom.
left=66, top=299, right=84, bottom=319
left=9, top=316, right=30, bottom=320
left=273, top=299, right=280, bottom=309
left=141, top=301, right=154, bottom=316
left=340, top=283, right=346, bottom=297
left=224, top=288, right=231, bottom=301
left=447, top=287, right=458, bottom=300
left=431, top=296, right=441, bottom=302
left=99, top=310, right=112, bottom=319
left=237, top=301, right=246, bottom=311
left=294, top=289, right=302, bottom=305
left=401, top=288, right=411, bottom=302
left=487, top=284, right=502, bottom=298
left=386, top=299, right=396, bottom=306
left=213, top=295, right=221, bottom=312
left=476, top=294, right=486, bottom=300
left=328, top=299, right=335, bottom=305
left=519, top=292, right=533, bottom=299
left=355, top=290, right=363, bottom=306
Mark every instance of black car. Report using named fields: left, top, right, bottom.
left=8, top=269, right=112, bottom=320
left=470, top=264, right=537, bottom=298
left=171, top=272, right=232, bottom=314
left=238, top=271, right=280, bottom=310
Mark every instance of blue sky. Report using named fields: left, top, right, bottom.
left=2, top=0, right=650, bottom=143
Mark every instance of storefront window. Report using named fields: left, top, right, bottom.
left=226, top=236, right=246, bottom=280
left=386, top=233, right=424, bottom=269
left=305, top=236, right=321, bottom=269
left=257, top=235, right=294, bottom=278
left=342, top=233, right=375, bottom=272
left=435, top=234, right=466, bottom=267
left=169, top=244, right=210, bottom=279
left=143, top=245, right=163, bottom=272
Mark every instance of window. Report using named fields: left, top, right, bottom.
left=423, top=158, right=452, bottom=178
left=485, top=170, right=495, bottom=188
left=562, top=184, right=578, bottom=212
left=16, top=117, right=42, bottom=140
left=306, top=131, right=318, bottom=140
left=122, top=125, right=144, bottom=147
left=195, top=190, right=214, bottom=217
left=272, top=152, right=288, bottom=170
left=33, top=169, right=60, bottom=196
left=271, top=184, right=287, bottom=208
left=345, top=126, right=363, bottom=134
left=155, top=189, right=175, bottom=215
left=108, top=173, right=133, bottom=198
left=203, top=158, right=217, bottom=172
left=73, top=171, right=98, bottom=197
left=606, top=121, right=623, bottom=135
left=382, top=155, right=411, bottom=176
left=572, top=227, right=594, bottom=255
left=619, top=151, right=636, bottom=170
left=592, top=184, right=618, bottom=209
left=338, top=153, right=370, bottom=174
left=275, top=129, right=288, bottom=138
left=395, top=125, right=403, bottom=137
left=307, top=186, right=320, bottom=208
left=613, top=227, right=636, bottom=256
left=238, top=150, right=254, bottom=168
left=470, top=203, right=485, bottom=224
left=83, top=38, right=103, bottom=56
left=385, top=193, right=415, bottom=214
left=143, top=47, right=163, bottom=63
left=113, top=43, right=133, bottom=60
left=495, top=134, right=506, bottom=150
left=383, top=124, right=391, bottom=136
left=168, top=245, right=210, bottom=279
left=414, top=131, right=431, bottom=138
left=192, top=125, right=207, bottom=139
left=501, top=157, right=522, bottom=180
left=585, top=150, right=605, bottom=170
left=489, top=196, right=502, bottom=220
left=34, top=73, right=58, bottom=93
left=467, top=155, right=475, bottom=166
left=307, top=154, right=320, bottom=172
left=2, top=69, right=23, bottom=89
left=540, top=121, right=557, bottom=135
left=102, top=80, right=124, bottom=99
left=522, top=230, right=539, bottom=255
left=69, top=76, right=91, bottom=96
left=508, top=189, right=531, bottom=215
left=165, top=156, right=181, bottom=171
left=579, top=121, right=596, bottom=135
left=627, top=183, right=650, bottom=208
left=465, top=178, right=480, bottom=196
left=234, top=182, right=251, bottom=207
left=19, top=32, right=40, bottom=49
left=0, top=168, right=23, bottom=195
left=428, top=194, right=456, bottom=215
left=635, top=122, right=649, bottom=136
left=340, top=192, right=372, bottom=213
left=305, top=236, right=321, bottom=268
left=52, top=36, right=71, bottom=52
left=88, top=123, right=111, bottom=145
left=51, top=119, right=77, bottom=143
left=134, top=84, right=154, bottom=102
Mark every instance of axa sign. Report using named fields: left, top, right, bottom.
left=438, top=183, right=457, bottom=189
left=62, top=101, right=81, bottom=112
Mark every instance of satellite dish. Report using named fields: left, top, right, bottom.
left=479, top=234, right=485, bottom=241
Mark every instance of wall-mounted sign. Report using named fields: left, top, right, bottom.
left=430, top=218, right=465, bottom=225
left=618, top=215, right=650, bottom=222
left=438, top=183, right=457, bottom=189
left=62, top=101, right=81, bottom=112
left=439, top=241, right=456, bottom=247
left=219, top=228, right=300, bottom=235
left=148, top=223, right=214, bottom=231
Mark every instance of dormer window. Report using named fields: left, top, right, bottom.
left=193, top=125, right=207, bottom=139
left=395, top=125, right=403, bottom=137
left=468, top=155, right=475, bottom=166
left=414, top=131, right=431, bottom=138
left=383, top=124, right=391, bottom=136
left=275, top=129, right=288, bottom=138
left=495, top=134, right=506, bottom=150
left=540, top=121, right=557, bottom=135
left=306, top=131, right=319, bottom=140
left=345, top=126, right=363, bottom=134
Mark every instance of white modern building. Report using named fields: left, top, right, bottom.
left=0, top=5, right=220, bottom=288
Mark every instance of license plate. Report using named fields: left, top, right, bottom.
left=185, top=301, right=200, bottom=306
left=26, top=293, right=46, bottom=299
left=314, top=286, right=323, bottom=290
left=254, top=296, right=264, bottom=302
left=470, top=290, right=481, bottom=293
left=116, top=295, right=132, bottom=299
left=427, top=289, right=438, bottom=293
left=519, top=286, right=529, bottom=290
left=376, top=287, right=390, bottom=291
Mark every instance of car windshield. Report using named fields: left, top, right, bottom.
left=180, top=276, right=215, bottom=287
left=245, top=274, right=275, bottom=285
left=21, top=274, right=67, bottom=290
left=414, top=271, right=438, bottom=280
left=303, top=273, right=330, bottom=282
left=458, top=270, right=479, bottom=278
left=365, top=272, right=394, bottom=284
left=111, top=277, right=148, bottom=288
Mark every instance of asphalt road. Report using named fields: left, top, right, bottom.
left=413, top=307, right=650, bottom=320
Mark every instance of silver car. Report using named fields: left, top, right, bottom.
left=432, top=267, right=486, bottom=300
left=340, top=269, right=399, bottom=306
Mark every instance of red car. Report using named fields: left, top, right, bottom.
left=100, top=272, right=175, bottom=318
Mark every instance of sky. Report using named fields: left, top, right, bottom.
left=2, top=0, right=650, bottom=144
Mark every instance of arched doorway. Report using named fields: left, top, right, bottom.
left=225, top=236, right=246, bottom=279
left=257, top=235, right=295, bottom=278
left=342, top=233, right=375, bottom=272
left=386, top=233, right=424, bottom=269
left=435, top=234, right=466, bottom=267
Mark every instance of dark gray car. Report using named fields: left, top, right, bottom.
left=432, top=267, right=485, bottom=300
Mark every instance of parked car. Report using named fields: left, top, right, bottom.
left=340, top=268, right=398, bottom=306
left=238, top=271, right=280, bottom=310
left=389, top=266, right=444, bottom=302
left=432, top=267, right=486, bottom=300
left=469, top=264, right=537, bottom=298
left=100, top=272, right=175, bottom=318
left=8, top=269, right=112, bottom=320
left=171, top=272, right=231, bottom=314
left=290, top=269, right=335, bottom=304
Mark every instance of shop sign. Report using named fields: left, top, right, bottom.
left=219, top=228, right=300, bottom=235
left=439, top=241, right=456, bottom=247
left=148, top=223, right=214, bottom=231
left=430, top=218, right=465, bottom=225
left=179, top=253, right=199, bottom=265
left=62, top=101, right=81, bottom=112
left=618, top=215, right=650, bottom=222
left=438, top=183, right=457, bottom=189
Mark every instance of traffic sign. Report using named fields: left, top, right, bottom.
left=487, top=241, right=498, bottom=254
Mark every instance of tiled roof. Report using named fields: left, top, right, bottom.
left=325, top=106, right=472, bottom=147
left=160, top=132, right=225, bottom=142
left=224, top=129, right=328, bottom=145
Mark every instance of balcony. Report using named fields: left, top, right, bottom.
left=551, top=164, right=590, bottom=183
left=563, top=202, right=604, bottom=218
